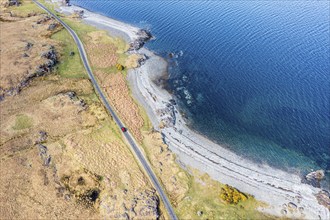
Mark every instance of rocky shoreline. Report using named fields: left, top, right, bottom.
left=55, top=2, right=330, bottom=219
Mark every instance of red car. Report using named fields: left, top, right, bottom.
left=121, top=127, right=127, bottom=132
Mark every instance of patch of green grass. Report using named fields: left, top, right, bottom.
left=138, top=104, right=152, bottom=132
left=38, top=0, right=57, bottom=15
left=51, top=29, right=87, bottom=78
left=9, top=0, right=45, bottom=17
left=62, top=18, right=98, bottom=39
left=80, top=93, right=100, bottom=105
left=89, top=119, right=125, bottom=144
left=64, top=20, right=128, bottom=51
left=176, top=172, right=274, bottom=220
left=62, top=18, right=128, bottom=54
left=12, top=114, right=33, bottom=130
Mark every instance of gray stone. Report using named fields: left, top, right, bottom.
left=47, top=23, right=58, bottom=31
left=288, top=202, right=297, bottom=210
left=64, top=194, right=71, bottom=201
left=25, top=42, right=33, bottom=50
left=281, top=209, right=287, bottom=215
left=7, top=0, right=21, bottom=7
left=35, top=131, right=47, bottom=144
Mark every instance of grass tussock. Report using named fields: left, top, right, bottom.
left=12, top=114, right=33, bottom=130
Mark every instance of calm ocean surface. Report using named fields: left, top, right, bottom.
left=73, top=1, right=330, bottom=176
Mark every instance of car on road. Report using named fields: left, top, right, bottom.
left=121, top=127, right=127, bottom=132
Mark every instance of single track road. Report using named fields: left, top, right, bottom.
left=33, top=1, right=178, bottom=219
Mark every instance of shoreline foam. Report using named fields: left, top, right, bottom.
left=56, top=3, right=329, bottom=219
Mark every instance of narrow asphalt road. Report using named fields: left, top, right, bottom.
left=33, top=1, right=178, bottom=219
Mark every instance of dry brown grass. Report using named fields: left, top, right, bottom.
left=0, top=2, right=161, bottom=219
left=96, top=71, right=145, bottom=143
left=0, top=13, right=61, bottom=94
left=86, top=43, right=118, bottom=68
left=81, top=29, right=145, bottom=143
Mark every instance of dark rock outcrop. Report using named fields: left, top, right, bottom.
left=36, top=46, right=58, bottom=74
left=129, top=29, right=152, bottom=51
left=37, top=144, right=51, bottom=167
left=36, top=15, right=51, bottom=24
left=35, top=131, right=48, bottom=144
left=1, top=46, right=58, bottom=101
left=47, top=23, right=58, bottom=31
left=137, top=53, right=148, bottom=66
left=6, top=0, right=21, bottom=7
left=64, top=91, right=87, bottom=110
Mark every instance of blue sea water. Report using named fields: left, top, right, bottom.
left=73, top=1, right=330, bottom=175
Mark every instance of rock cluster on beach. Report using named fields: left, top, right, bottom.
left=157, top=101, right=177, bottom=128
